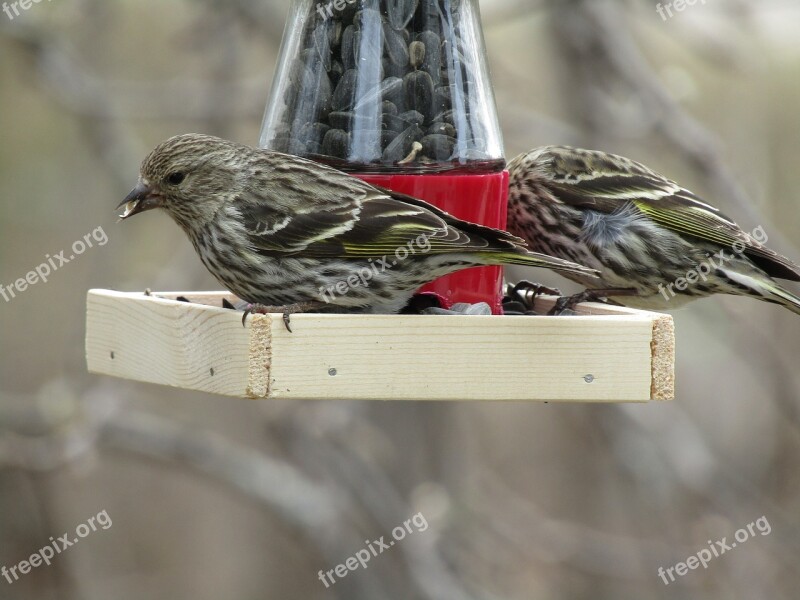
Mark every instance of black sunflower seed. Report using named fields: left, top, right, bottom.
left=421, top=134, right=456, bottom=161
left=381, top=100, right=399, bottom=116
left=415, top=30, right=442, bottom=85
left=382, top=124, right=424, bottom=163
left=427, top=121, right=456, bottom=137
left=331, top=68, right=359, bottom=111
left=383, top=22, right=409, bottom=67
left=403, top=70, right=435, bottom=123
left=397, top=110, right=425, bottom=126
left=386, top=0, right=419, bottom=31
left=328, top=111, right=355, bottom=130
left=322, top=129, right=351, bottom=159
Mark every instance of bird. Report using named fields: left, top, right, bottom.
left=507, top=145, right=800, bottom=315
left=118, top=134, right=597, bottom=327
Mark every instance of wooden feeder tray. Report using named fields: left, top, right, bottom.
left=85, top=290, right=675, bottom=402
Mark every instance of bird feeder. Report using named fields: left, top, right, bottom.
left=86, top=290, right=675, bottom=401
left=86, top=1, right=677, bottom=402
left=260, top=0, right=508, bottom=312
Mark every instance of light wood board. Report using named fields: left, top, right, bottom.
left=86, top=289, right=675, bottom=402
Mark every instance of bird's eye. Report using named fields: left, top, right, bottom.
left=167, top=172, right=186, bottom=185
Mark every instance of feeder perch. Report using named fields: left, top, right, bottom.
left=85, top=290, right=675, bottom=402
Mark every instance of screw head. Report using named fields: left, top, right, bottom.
left=583, top=374, right=595, bottom=383
left=328, top=368, right=337, bottom=377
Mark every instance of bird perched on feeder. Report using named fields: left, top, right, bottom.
left=507, top=145, right=800, bottom=315
left=118, top=134, right=597, bottom=328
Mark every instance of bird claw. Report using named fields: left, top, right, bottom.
left=547, top=288, right=638, bottom=316
left=508, top=280, right=563, bottom=311
left=241, top=302, right=324, bottom=332
left=241, top=304, right=293, bottom=331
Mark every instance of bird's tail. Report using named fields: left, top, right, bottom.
left=763, top=281, right=800, bottom=316
left=485, top=249, right=599, bottom=279
left=723, top=268, right=800, bottom=316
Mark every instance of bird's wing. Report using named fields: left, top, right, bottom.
left=238, top=183, right=528, bottom=259
left=540, top=146, right=800, bottom=281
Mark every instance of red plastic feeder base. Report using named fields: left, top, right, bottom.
left=357, top=171, right=510, bottom=314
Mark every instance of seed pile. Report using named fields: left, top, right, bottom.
left=267, top=0, right=499, bottom=172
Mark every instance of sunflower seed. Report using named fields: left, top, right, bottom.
left=381, top=100, right=398, bottom=116
left=403, top=70, right=435, bottom=123
left=409, top=41, right=426, bottom=69
left=322, top=129, right=351, bottom=159
left=383, top=113, right=409, bottom=133
left=386, top=0, right=419, bottom=31
left=397, top=110, right=425, bottom=126
left=380, top=76, right=405, bottom=108
left=382, top=124, right=424, bottom=163
left=328, top=111, right=355, bottom=130
left=288, top=138, right=307, bottom=156
left=383, top=22, right=410, bottom=67
left=329, top=60, right=344, bottom=88
left=381, top=129, right=396, bottom=149
left=304, top=140, right=323, bottom=155
left=331, top=21, right=343, bottom=49
left=331, top=68, right=359, bottom=111
left=292, top=66, right=332, bottom=124
left=427, top=121, right=456, bottom=137
left=312, top=21, right=333, bottom=71
left=435, top=84, right=455, bottom=103
left=382, top=57, right=409, bottom=80
left=299, top=122, right=330, bottom=144
left=341, top=25, right=357, bottom=71
left=416, top=30, right=442, bottom=85
left=269, top=135, right=291, bottom=153
left=421, top=134, right=456, bottom=161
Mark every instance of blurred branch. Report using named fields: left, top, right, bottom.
left=0, top=23, right=266, bottom=120
left=0, top=386, right=396, bottom=598
left=194, top=0, right=288, bottom=40
left=1, top=23, right=145, bottom=187
left=283, top=404, right=480, bottom=600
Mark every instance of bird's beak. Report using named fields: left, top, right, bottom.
left=117, top=182, right=163, bottom=220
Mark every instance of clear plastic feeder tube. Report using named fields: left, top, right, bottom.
left=260, top=0, right=506, bottom=174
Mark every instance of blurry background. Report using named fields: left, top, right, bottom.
left=1, top=0, right=800, bottom=598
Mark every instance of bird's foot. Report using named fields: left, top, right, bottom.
left=241, top=301, right=325, bottom=332
left=507, top=280, right=563, bottom=312
left=548, top=288, right=638, bottom=316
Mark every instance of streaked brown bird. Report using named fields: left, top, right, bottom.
left=119, top=134, right=597, bottom=324
left=507, top=146, right=800, bottom=315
